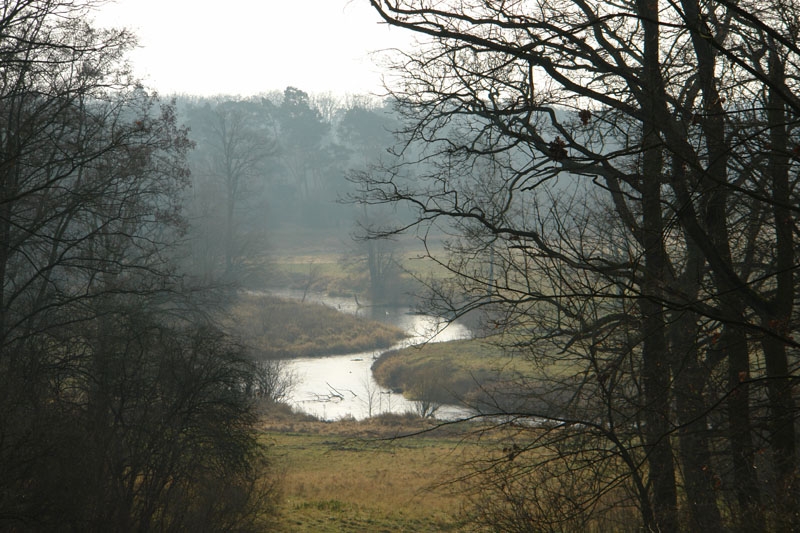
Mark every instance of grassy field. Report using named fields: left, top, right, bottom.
left=259, top=407, right=643, bottom=533
left=262, top=413, right=480, bottom=532
left=263, top=225, right=450, bottom=304
left=225, top=292, right=407, bottom=358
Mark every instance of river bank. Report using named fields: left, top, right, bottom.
left=239, top=289, right=474, bottom=420
left=225, top=292, right=407, bottom=358
left=278, top=300, right=473, bottom=420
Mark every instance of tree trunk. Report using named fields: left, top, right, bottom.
left=668, top=230, right=723, bottom=531
left=639, top=261, right=678, bottom=533
left=762, top=46, right=798, bottom=529
left=721, top=324, right=764, bottom=531
left=637, top=0, right=678, bottom=527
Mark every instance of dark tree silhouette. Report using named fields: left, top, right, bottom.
left=355, top=0, right=800, bottom=529
left=0, top=3, right=276, bottom=530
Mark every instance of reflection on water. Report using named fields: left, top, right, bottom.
left=270, top=290, right=472, bottom=420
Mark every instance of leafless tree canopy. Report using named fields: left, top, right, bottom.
left=0, top=2, right=275, bottom=530
left=357, top=0, right=800, bottom=530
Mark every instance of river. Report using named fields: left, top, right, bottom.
left=271, top=290, right=473, bottom=421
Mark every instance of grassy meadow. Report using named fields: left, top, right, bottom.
left=261, top=412, right=482, bottom=532
left=259, top=405, right=642, bottom=533
left=263, top=225, right=449, bottom=305
left=238, top=231, right=518, bottom=530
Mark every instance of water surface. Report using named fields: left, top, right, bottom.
left=272, top=290, right=472, bottom=420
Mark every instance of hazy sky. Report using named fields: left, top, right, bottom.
left=93, top=0, right=410, bottom=97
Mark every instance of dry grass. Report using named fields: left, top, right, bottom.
left=258, top=409, right=643, bottom=532
left=225, top=293, right=407, bottom=358
left=372, top=337, right=583, bottom=404
left=261, top=414, right=479, bottom=532
left=372, top=338, right=523, bottom=403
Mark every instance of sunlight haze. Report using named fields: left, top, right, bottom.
left=94, top=0, right=406, bottom=96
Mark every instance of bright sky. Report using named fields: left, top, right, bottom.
left=93, top=0, right=410, bottom=97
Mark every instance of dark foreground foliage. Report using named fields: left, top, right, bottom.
left=0, top=2, right=278, bottom=530
left=1, top=304, right=278, bottom=532
left=359, top=1, right=800, bottom=531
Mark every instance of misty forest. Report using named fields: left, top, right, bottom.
left=2, top=0, right=800, bottom=531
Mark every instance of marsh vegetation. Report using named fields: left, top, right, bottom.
left=226, top=292, right=407, bottom=359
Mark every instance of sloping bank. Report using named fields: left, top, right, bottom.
left=371, top=338, right=521, bottom=406
left=226, top=293, right=407, bottom=358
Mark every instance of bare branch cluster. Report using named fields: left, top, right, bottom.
left=0, top=3, right=276, bottom=530
left=360, top=0, right=800, bottom=529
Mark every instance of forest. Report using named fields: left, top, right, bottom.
left=2, top=0, right=800, bottom=531
left=174, top=87, right=410, bottom=296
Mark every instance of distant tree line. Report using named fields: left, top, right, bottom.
left=176, top=88, right=409, bottom=298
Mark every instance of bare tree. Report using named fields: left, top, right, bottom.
left=0, top=3, right=276, bottom=529
left=355, top=0, right=800, bottom=529
left=360, top=370, right=381, bottom=418
left=250, top=358, right=298, bottom=404
left=185, top=98, right=276, bottom=282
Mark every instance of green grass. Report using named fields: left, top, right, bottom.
left=225, top=293, right=407, bottom=358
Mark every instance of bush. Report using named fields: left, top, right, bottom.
left=0, top=305, right=279, bottom=532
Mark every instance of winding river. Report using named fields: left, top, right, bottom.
left=273, top=290, right=472, bottom=421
